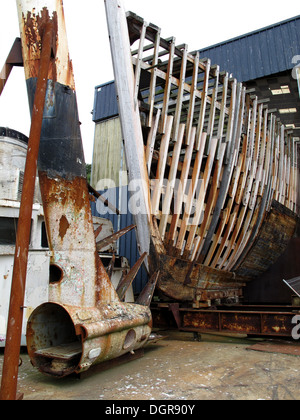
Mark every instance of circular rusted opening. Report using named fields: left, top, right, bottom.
left=123, top=329, right=137, bottom=350
left=26, top=303, right=82, bottom=378
left=49, top=264, right=64, bottom=284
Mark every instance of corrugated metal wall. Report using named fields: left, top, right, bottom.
left=199, top=15, right=300, bottom=82
left=91, top=187, right=148, bottom=295
left=91, top=110, right=148, bottom=295
left=93, top=81, right=119, bottom=122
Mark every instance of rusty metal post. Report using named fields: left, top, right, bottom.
left=0, top=21, right=53, bottom=401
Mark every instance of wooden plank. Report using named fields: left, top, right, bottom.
left=205, top=66, right=219, bottom=154
left=131, top=56, right=229, bottom=118
left=147, top=28, right=161, bottom=128
left=160, top=37, right=176, bottom=134
left=224, top=100, right=262, bottom=271
left=195, top=59, right=211, bottom=150
left=159, top=124, right=185, bottom=240
left=35, top=342, right=82, bottom=361
left=229, top=114, right=277, bottom=271
left=189, top=71, right=227, bottom=261
left=105, top=0, right=151, bottom=263
left=185, top=51, right=199, bottom=146
left=172, top=45, right=188, bottom=142
left=134, top=20, right=148, bottom=107
left=146, top=108, right=161, bottom=176
left=185, top=136, right=218, bottom=258
left=195, top=82, right=243, bottom=264
left=176, top=130, right=207, bottom=253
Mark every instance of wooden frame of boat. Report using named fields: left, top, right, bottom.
left=105, top=0, right=299, bottom=306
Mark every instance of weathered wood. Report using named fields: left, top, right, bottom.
left=159, top=124, right=185, bottom=240
left=151, top=115, right=174, bottom=215
left=107, top=6, right=300, bottom=305
left=146, top=108, right=161, bottom=175
left=167, top=129, right=197, bottom=248
left=105, top=0, right=151, bottom=264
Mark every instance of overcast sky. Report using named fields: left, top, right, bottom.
left=0, top=0, right=299, bottom=163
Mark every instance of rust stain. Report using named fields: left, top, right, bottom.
left=59, top=215, right=70, bottom=240
left=20, top=6, right=75, bottom=90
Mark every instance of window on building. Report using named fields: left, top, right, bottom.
left=0, top=217, right=18, bottom=245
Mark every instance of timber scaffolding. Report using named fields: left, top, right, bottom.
left=108, top=6, right=300, bottom=307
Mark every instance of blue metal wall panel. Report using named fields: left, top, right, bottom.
left=90, top=186, right=148, bottom=295
left=93, top=81, right=119, bottom=123
left=199, top=15, right=300, bottom=82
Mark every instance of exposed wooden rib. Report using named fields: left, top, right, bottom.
left=147, top=28, right=161, bottom=128
left=159, top=124, right=185, bottom=240
left=196, top=59, right=211, bottom=150
left=160, top=38, right=175, bottom=134
left=151, top=116, right=174, bottom=215
left=146, top=108, right=161, bottom=175
left=185, top=136, right=218, bottom=259
left=166, top=129, right=197, bottom=248
left=176, top=130, right=207, bottom=253
left=134, top=20, right=148, bottom=106
left=196, top=81, right=241, bottom=264
left=185, top=51, right=199, bottom=146
left=173, top=45, right=188, bottom=142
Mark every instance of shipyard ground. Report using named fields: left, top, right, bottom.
left=1, top=331, right=300, bottom=401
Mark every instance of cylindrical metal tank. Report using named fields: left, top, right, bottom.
left=0, top=127, right=41, bottom=203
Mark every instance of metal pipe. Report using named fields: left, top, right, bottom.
left=0, top=20, right=53, bottom=401
left=27, top=302, right=152, bottom=378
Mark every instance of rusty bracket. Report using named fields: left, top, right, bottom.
left=96, top=224, right=136, bottom=251
left=0, top=38, right=23, bottom=96
left=136, top=271, right=160, bottom=307
left=169, top=303, right=182, bottom=329
left=116, top=252, right=148, bottom=301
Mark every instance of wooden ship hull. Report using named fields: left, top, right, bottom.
left=106, top=1, right=299, bottom=306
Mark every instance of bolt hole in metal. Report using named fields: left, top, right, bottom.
left=26, top=303, right=82, bottom=378
left=123, top=329, right=137, bottom=350
left=49, top=264, right=64, bottom=285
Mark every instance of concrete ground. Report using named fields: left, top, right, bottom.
left=1, top=331, right=300, bottom=401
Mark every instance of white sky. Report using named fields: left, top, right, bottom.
left=0, top=0, right=299, bottom=163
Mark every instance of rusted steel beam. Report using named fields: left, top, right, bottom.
left=0, top=38, right=23, bottom=96
left=88, top=183, right=120, bottom=215
left=106, top=253, right=116, bottom=279
left=0, top=21, right=53, bottom=401
left=116, top=252, right=148, bottom=301
left=136, top=271, right=160, bottom=307
left=96, top=224, right=136, bottom=251
left=151, top=304, right=298, bottom=338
